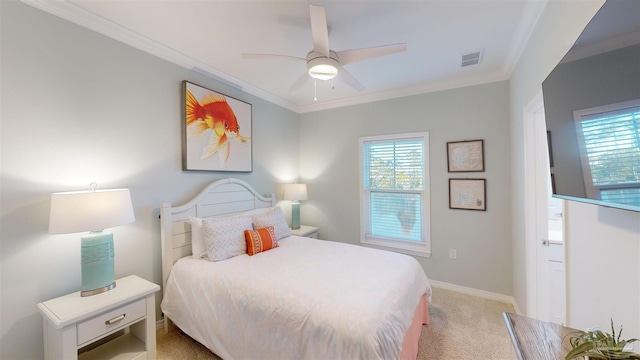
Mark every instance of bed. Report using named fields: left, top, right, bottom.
left=160, top=178, right=432, bottom=359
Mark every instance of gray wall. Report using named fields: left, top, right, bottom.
left=298, top=81, right=513, bottom=295
left=509, top=0, right=640, bottom=340
left=0, top=1, right=299, bottom=359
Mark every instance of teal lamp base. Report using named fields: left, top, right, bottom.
left=291, top=201, right=301, bottom=230
left=80, top=231, right=116, bottom=297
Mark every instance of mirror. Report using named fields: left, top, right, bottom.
left=542, top=0, right=640, bottom=212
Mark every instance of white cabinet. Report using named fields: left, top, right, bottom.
left=37, top=275, right=160, bottom=360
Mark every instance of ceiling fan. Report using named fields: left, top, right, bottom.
left=241, top=4, right=407, bottom=95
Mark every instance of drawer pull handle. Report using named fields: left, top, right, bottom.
left=105, top=314, right=126, bottom=325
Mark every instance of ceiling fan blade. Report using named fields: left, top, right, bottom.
left=288, top=72, right=310, bottom=93
left=241, top=53, right=305, bottom=61
left=309, top=5, right=330, bottom=57
left=338, top=67, right=365, bottom=92
left=277, top=14, right=332, bottom=36
left=336, top=43, right=407, bottom=66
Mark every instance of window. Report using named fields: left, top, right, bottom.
left=359, top=132, right=431, bottom=257
left=573, top=99, right=640, bottom=207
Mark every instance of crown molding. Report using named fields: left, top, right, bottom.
left=297, top=71, right=509, bottom=113
left=21, top=0, right=300, bottom=113
left=561, top=31, right=640, bottom=64
left=21, top=0, right=542, bottom=115
left=502, top=0, right=548, bottom=78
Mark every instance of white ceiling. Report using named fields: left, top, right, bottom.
left=24, top=0, right=548, bottom=113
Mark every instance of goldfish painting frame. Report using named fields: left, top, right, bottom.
left=182, top=81, right=252, bottom=172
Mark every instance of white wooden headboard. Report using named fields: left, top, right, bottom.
left=160, top=178, right=274, bottom=292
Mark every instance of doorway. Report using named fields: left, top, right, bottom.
left=524, top=92, right=567, bottom=325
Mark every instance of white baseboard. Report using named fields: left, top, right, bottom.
left=430, top=279, right=521, bottom=315
left=157, top=319, right=165, bottom=330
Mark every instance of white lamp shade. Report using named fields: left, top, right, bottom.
left=49, top=188, right=135, bottom=234
left=284, top=183, right=308, bottom=201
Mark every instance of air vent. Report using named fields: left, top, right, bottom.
left=461, top=50, right=483, bottom=67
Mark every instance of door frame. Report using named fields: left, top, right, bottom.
left=523, top=91, right=546, bottom=319
left=523, top=91, right=568, bottom=324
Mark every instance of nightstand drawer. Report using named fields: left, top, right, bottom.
left=77, top=298, right=146, bottom=346
left=307, top=232, right=318, bottom=239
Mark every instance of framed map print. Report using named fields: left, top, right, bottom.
left=449, top=178, right=486, bottom=211
left=447, top=140, right=484, bottom=172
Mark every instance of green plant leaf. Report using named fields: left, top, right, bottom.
left=566, top=341, right=596, bottom=360
left=566, top=321, right=640, bottom=360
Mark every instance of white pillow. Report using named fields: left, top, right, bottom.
left=202, top=216, right=253, bottom=261
left=251, top=206, right=291, bottom=240
left=189, top=217, right=207, bottom=259
left=189, top=208, right=273, bottom=259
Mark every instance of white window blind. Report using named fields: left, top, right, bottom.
left=574, top=100, right=640, bottom=206
left=360, top=132, right=431, bottom=257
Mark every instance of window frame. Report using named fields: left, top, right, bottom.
left=573, top=99, right=640, bottom=204
left=359, top=132, right=431, bottom=258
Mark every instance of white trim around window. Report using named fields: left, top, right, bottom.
left=359, top=132, right=431, bottom=258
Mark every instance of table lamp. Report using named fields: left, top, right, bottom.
left=284, top=183, right=307, bottom=230
left=49, top=185, right=135, bottom=296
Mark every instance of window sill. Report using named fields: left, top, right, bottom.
left=361, top=239, right=431, bottom=258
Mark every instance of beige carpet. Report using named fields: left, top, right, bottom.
left=156, top=286, right=515, bottom=359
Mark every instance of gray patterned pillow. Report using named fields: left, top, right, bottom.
left=202, top=216, right=253, bottom=261
left=251, top=206, right=291, bottom=240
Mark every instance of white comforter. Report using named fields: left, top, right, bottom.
left=161, top=236, right=431, bottom=360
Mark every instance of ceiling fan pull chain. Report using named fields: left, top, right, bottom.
left=314, top=78, right=318, bottom=102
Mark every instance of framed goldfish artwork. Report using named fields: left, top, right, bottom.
left=182, top=81, right=252, bottom=172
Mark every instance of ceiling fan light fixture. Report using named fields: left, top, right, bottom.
left=308, top=63, right=338, bottom=80
left=307, top=51, right=339, bottom=80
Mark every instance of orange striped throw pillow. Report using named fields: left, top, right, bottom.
left=244, top=226, right=278, bottom=256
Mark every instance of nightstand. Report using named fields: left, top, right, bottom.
left=290, top=225, right=319, bottom=239
left=37, top=275, right=160, bottom=360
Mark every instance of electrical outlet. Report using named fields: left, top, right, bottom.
left=449, top=248, right=457, bottom=260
